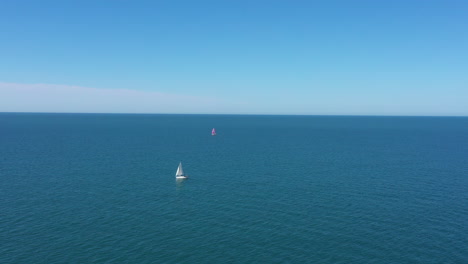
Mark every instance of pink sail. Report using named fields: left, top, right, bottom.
left=211, top=128, right=216, bottom=136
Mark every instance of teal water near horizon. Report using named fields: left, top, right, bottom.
left=1, top=113, right=467, bottom=263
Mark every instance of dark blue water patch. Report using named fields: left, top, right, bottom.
left=1, top=113, right=467, bottom=263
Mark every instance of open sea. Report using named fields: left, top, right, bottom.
left=1, top=113, right=467, bottom=263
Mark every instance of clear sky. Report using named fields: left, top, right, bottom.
left=1, top=0, right=467, bottom=115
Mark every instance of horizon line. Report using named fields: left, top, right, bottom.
left=1, top=111, right=467, bottom=118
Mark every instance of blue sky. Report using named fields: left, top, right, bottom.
left=0, top=0, right=467, bottom=115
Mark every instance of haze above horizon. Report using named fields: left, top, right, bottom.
left=1, top=0, right=467, bottom=116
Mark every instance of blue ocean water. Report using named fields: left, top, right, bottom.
left=1, top=113, right=467, bottom=263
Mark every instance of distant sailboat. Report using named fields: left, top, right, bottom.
left=211, top=128, right=216, bottom=136
left=175, top=162, right=188, bottom=179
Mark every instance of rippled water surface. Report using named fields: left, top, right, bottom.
left=1, top=113, right=467, bottom=263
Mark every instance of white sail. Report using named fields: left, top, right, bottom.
left=176, top=162, right=187, bottom=178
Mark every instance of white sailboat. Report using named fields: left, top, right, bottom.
left=175, top=162, right=188, bottom=179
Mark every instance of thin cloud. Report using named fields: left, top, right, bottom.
left=0, top=82, right=241, bottom=113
